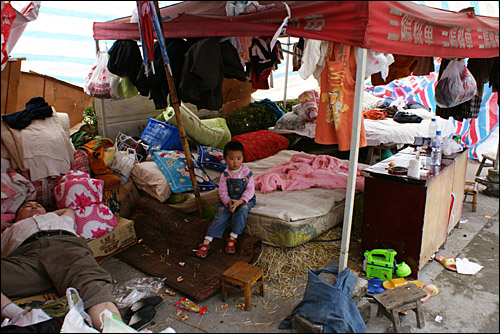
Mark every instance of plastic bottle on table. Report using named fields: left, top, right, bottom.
left=428, top=117, right=437, bottom=137
left=431, top=130, right=443, bottom=166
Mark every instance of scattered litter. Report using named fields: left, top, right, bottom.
left=456, top=258, right=483, bottom=275
left=178, top=262, right=185, bottom=267
left=485, top=215, right=491, bottom=218
left=184, top=219, right=189, bottom=223
left=181, top=315, right=189, bottom=322
left=112, top=277, right=165, bottom=308
left=176, top=309, right=183, bottom=316
left=177, top=276, right=184, bottom=283
left=164, top=288, right=175, bottom=296
left=221, top=304, right=229, bottom=309
left=435, top=315, right=443, bottom=323
left=459, top=219, right=469, bottom=224
left=138, top=239, right=143, bottom=244
left=112, top=279, right=117, bottom=284
left=236, top=303, right=245, bottom=310
left=174, top=297, right=207, bottom=314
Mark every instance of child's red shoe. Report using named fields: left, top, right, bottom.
left=196, top=241, right=210, bottom=258
left=225, top=237, right=236, bottom=254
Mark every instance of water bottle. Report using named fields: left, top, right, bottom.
left=431, top=130, right=443, bottom=166
left=428, top=117, right=437, bottom=137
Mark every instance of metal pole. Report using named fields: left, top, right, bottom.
left=339, top=47, right=367, bottom=271
left=152, top=0, right=204, bottom=217
left=283, top=35, right=290, bottom=109
left=94, top=39, right=108, bottom=138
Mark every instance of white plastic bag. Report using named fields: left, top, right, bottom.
left=84, top=50, right=118, bottom=99
left=101, top=309, right=138, bottom=333
left=60, top=287, right=99, bottom=333
left=435, top=59, right=477, bottom=108
left=442, top=138, right=463, bottom=155
left=1, top=308, right=52, bottom=327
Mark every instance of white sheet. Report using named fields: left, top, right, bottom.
left=270, top=112, right=457, bottom=146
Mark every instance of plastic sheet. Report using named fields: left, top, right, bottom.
left=112, top=277, right=165, bottom=309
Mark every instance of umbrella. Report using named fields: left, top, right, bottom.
left=136, top=1, right=155, bottom=75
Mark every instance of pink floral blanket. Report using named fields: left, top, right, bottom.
left=54, top=170, right=117, bottom=240
left=254, top=153, right=365, bottom=194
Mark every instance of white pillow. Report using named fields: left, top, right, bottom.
left=131, top=161, right=172, bottom=202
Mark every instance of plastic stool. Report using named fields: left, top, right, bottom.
left=464, top=181, right=478, bottom=212
left=222, top=261, right=264, bottom=311
left=372, top=284, right=427, bottom=333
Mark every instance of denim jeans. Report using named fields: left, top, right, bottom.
left=206, top=196, right=256, bottom=238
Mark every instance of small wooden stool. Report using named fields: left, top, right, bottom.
left=372, top=284, right=427, bottom=333
left=464, top=181, right=478, bottom=212
left=222, top=261, right=264, bottom=311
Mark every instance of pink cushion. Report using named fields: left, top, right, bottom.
left=232, top=130, right=289, bottom=162
left=54, top=170, right=117, bottom=240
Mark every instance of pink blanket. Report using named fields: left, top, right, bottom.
left=54, top=170, right=117, bottom=240
left=254, top=153, right=365, bottom=194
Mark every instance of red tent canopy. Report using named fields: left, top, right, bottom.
left=93, top=1, right=499, bottom=58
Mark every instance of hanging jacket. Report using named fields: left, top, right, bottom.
left=107, top=40, right=149, bottom=96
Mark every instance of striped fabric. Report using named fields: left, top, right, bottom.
left=365, top=58, right=499, bottom=160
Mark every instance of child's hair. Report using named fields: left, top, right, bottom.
left=223, top=140, right=245, bottom=159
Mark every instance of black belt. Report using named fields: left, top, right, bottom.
left=21, top=230, right=77, bottom=247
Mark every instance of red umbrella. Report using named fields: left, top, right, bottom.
left=136, top=1, right=155, bottom=74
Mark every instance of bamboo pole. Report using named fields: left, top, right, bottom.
left=151, top=1, right=204, bottom=217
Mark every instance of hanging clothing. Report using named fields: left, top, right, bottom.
left=179, top=37, right=224, bottom=110
left=107, top=40, right=149, bottom=96
left=248, top=37, right=279, bottom=90
left=179, top=37, right=245, bottom=110
left=314, top=42, right=367, bottom=151
left=2, top=97, right=52, bottom=130
left=292, top=37, right=304, bottom=72
left=298, top=39, right=328, bottom=82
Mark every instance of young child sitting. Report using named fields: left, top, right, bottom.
left=196, top=141, right=256, bottom=258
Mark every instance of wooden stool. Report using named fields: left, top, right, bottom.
left=222, top=261, right=264, bottom=311
left=464, top=181, right=478, bottom=212
left=475, top=153, right=496, bottom=176
left=372, top=284, right=427, bottom=333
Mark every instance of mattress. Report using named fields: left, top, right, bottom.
left=270, top=111, right=457, bottom=147
left=169, top=150, right=366, bottom=247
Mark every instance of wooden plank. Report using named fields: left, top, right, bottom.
left=448, top=149, right=468, bottom=232
left=420, top=163, right=454, bottom=270
left=2, top=59, right=24, bottom=114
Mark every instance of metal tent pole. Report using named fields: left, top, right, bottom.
left=338, top=47, right=367, bottom=271
left=283, top=35, right=290, bottom=108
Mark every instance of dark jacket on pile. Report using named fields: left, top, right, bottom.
left=2, top=97, right=53, bottom=130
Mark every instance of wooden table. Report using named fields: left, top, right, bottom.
left=361, top=148, right=468, bottom=278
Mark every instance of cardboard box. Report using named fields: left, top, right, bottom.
left=88, top=217, right=137, bottom=263
left=119, top=179, right=140, bottom=219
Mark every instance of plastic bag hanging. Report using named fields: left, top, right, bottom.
left=435, top=59, right=477, bottom=108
